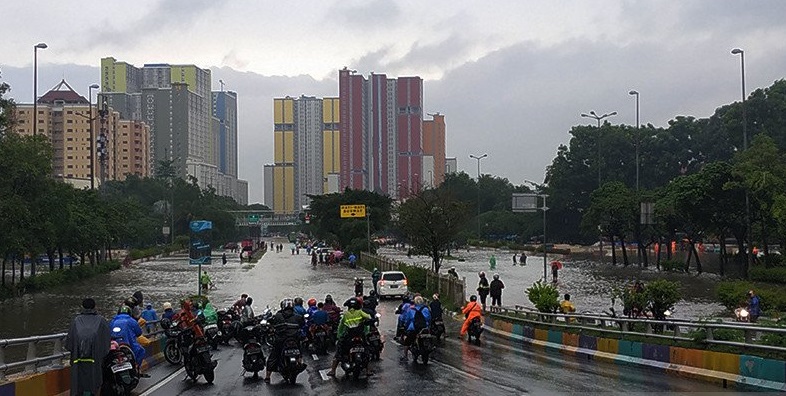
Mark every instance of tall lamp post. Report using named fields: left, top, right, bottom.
left=629, top=90, right=641, bottom=265
left=33, top=42, right=48, bottom=136
left=732, top=48, right=753, bottom=274
left=469, top=153, right=488, bottom=240
left=580, top=111, right=616, bottom=264
left=88, top=84, right=99, bottom=189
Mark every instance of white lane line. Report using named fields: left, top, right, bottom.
left=430, top=360, right=482, bottom=380
left=319, top=368, right=331, bottom=381
left=312, top=354, right=319, bottom=361
left=138, top=366, right=185, bottom=396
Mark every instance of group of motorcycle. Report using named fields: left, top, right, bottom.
left=160, top=314, right=218, bottom=384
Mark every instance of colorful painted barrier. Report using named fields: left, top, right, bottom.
left=0, top=336, right=168, bottom=396
left=483, top=314, right=786, bottom=392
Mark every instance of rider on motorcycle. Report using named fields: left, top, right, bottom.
left=293, top=297, right=307, bottom=316
left=306, top=298, right=319, bottom=317
left=264, top=299, right=306, bottom=383
left=240, top=297, right=255, bottom=325
left=430, top=294, right=443, bottom=320
left=403, top=296, right=431, bottom=359
left=395, top=295, right=412, bottom=340
left=109, top=306, right=145, bottom=369
left=460, top=295, right=483, bottom=339
left=323, top=295, right=342, bottom=327
left=326, top=297, right=372, bottom=377
left=174, top=300, right=205, bottom=337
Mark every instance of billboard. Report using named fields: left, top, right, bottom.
left=189, top=220, right=212, bottom=265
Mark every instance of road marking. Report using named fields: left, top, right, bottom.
left=138, top=366, right=185, bottom=396
left=430, top=360, right=482, bottom=380
left=312, top=354, right=319, bottom=361
left=319, top=369, right=332, bottom=381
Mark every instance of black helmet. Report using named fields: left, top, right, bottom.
left=124, top=297, right=138, bottom=308
left=280, top=298, right=295, bottom=310
left=346, top=297, right=360, bottom=310
left=470, top=295, right=478, bottom=302
left=294, top=297, right=304, bottom=306
left=325, top=294, right=334, bottom=304
left=245, top=297, right=253, bottom=306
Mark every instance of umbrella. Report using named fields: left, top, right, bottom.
left=550, top=260, right=563, bottom=270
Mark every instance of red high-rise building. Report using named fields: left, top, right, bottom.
left=338, top=69, right=425, bottom=199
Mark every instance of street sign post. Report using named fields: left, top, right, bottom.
left=340, top=204, right=366, bottom=218
left=248, top=214, right=260, bottom=224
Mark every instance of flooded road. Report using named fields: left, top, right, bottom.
left=0, top=242, right=728, bottom=340
left=379, top=246, right=726, bottom=320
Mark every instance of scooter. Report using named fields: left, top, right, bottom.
left=409, top=328, right=436, bottom=364
left=430, top=316, right=446, bottom=343
left=241, top=324, right=266, bottom=378
left=101, top=330, right=140, bottom=396
left=367, top=314, right=384, bottom=360
left=274, top=337, right=306, bottom=384
left=338, top=327, right=370, bottom=380
left=467, top=317, right=483, bottom=345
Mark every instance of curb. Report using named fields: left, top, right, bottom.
left=482, top=323, right=786, bottom=392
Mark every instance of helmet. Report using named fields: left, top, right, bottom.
left=163, top=302, right=172, bottom=310
left=346, top=297, right=360, bottom=310
left=245, top=297, right=253, bottom=306
left=479, top=271, right=486, bottom=277
left=356, top=296, right=364, bottom=305
left=450, top=266, right=456, bottom=270
left=124, top=297, right=138, bottom=308
left=402, top=295, right=411, bottom=304
left=470, top=295, right=478, bottom=302
left=493, top=274, right=499, bottom=280
left=294, top=297, right=304, bottom=306
left=119, top=305, right=132, bottom=314
left=307, top=298, right=317, bottom=307
left=280, top=298, right=295, bottom=310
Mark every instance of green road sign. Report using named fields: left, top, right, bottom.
left=248, top=214, right=260, bottom=223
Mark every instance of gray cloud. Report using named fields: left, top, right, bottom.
left=325, top=0, right=402, bottom=30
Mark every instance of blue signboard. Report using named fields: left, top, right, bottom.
left=189, top=220, right=212, bottom=265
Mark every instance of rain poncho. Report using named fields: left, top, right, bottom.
left=66, top=309, right=110, bottom=396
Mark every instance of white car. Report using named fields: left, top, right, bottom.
left=376, top=271, right=408, bottom=299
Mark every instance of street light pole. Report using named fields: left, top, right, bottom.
left=88, top=84, right=99, bottom=189
left=732, top=48, right=753, bottom=275
left=580, top=111, right=616, bottom=265
left=525, top=180, right=549, bottom=282
left=469, top=153, right=488, bottom=240
left=629, top=90, right=641, bottom=266
left=33, top=43, right=48, bottom=136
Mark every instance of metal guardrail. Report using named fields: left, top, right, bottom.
left=488, top=305, right=786, bottom=353
left=0, top=319, right=164, bottom=382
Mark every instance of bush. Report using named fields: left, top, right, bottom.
left=749, top=266, right=786, bottom=284
left=716, top=281, right=786, bottom=314
left=659, top=259, right=684, bottom=273
left=1, top=260, right=122, bottom=298
left=526, top=281, right=560, bottom=313
left=646, top=279, right=681, bottom=320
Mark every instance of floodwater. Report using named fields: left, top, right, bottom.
left=379, top=246, right=726, bottom=320
left=0, top=242, right=728, bottom=341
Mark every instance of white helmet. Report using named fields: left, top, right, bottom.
left=162, top=302, right=172, bottom=310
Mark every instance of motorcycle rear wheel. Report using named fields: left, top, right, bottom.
left=204, top=369, right=215, bottom=384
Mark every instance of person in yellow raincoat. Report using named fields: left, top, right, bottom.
left=460, top=295, right=483, bottom=338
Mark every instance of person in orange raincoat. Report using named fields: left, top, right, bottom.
left=460, top=295, right=483, bottom=338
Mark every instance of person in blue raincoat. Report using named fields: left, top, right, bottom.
left=109, top=306, right=146, bottom=368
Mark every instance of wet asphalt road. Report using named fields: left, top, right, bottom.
left=133, top=239, right=733, bottom=395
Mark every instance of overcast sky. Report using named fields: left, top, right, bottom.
left=2, top=0, right=785, bottom=203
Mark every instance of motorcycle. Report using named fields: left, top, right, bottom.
left=184, top=331, right=217, bottom=383
left=161, top=318, right=187, bottom=365
left=366, top=314, right=384, bottom=360
left=216, top=309, right=237, bottom=345
left=241, top=324, right=266, bottom=378
left=430, top=317, right=446, bottom=343
left=735, top=307, right=750, bottom=322
left=338, top=327, right=369, bottom=380
left=203, top=321, right=220, bottom=350
left=409, top=328, right=435, bottom=364
left=308, top=323, right=331, bottom=355
left=274, top=337, right=305, bottom=384
left=467, top=317, right=483, bottom=345
left=256, top=307, right=275, bottom=347
left=101, top=330, right=140, bottom=396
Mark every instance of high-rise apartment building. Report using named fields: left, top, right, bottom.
left=270, top=96, right=340, bottom=214
left=338, top=69, right=427, bottom=199
left=13, top=79, right=150, bottom=186
left=100, top=57, right=247, bottom=204
left=423, top=113, right=446, bottom=187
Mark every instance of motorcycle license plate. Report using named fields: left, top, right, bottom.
left=204, top=324, right=218, bottom=330
left=197, top=345, right=211, bottom=353
left=350, top=347, right=364, bottom=353
left=368, top=335, right=379, bottom=342
left=246, top=347, right=262, bottom=354
left=111, top=362, right=133, bottom=373
left=390, top=285, right=399, bottom=288
left=284, top=349, right=300, bottom=357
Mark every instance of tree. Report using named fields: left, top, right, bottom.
left=0, top=71, right=15, bottom=137
left=582, top=181, right=637, bottom=265
left=307, top=189, right=393, bottom=254
left=396, top=188, right=470, bottom=272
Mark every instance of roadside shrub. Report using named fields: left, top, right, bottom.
left=749, top=266, right=786, bottom=284
left=659, top=259, right=684, bottom=273
left=526, top=281, right=560, bottom=313
left=716, top=281, right=786, bottom=314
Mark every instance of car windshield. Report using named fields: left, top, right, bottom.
left=382, top=273, right=405, bottom=281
